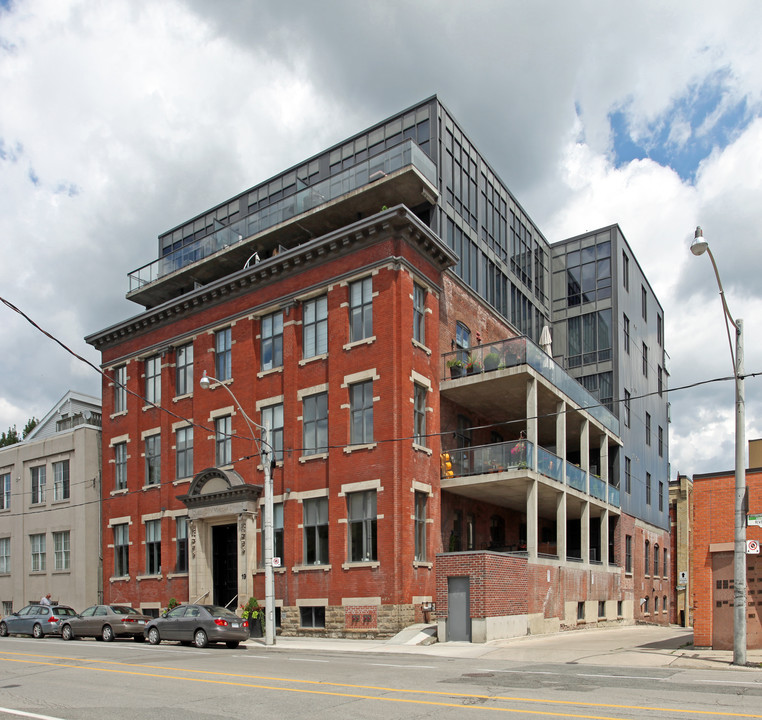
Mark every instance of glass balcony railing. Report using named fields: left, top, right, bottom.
left=442, top=336, right=620, bottom=435
left=537, top=446, right=563, bottom=483
left=129, top=140, right=437, bottom=291
left=589, top=474, right=607, bottom=502
left=566, top=463, right=586, bottom=493
left=608, top=484, right=620, bottom=507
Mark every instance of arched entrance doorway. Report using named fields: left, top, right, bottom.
left=178, top=468, right=262, bottom=609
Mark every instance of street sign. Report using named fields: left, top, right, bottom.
left=272, top=556, right=281, bottom=567
left=747, top=539, right=760, bottom=554
left=679, top=571, right=688, bottom=584
left=748, top=514, right=762, bottom=527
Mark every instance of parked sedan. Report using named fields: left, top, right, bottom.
left=61, top=604, right=151, bottom=642
left=0, top=604, right=77, bottom=638
left=144, top=604, right=248, bottom=648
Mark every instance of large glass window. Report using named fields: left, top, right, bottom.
left=261, top=404, right=284, bottom=462
left=261, top=311, right=283, bottom=371
left=303, top=296, right=328, bottom=358
left=303, top=393, right=328, bottom=455
left=145, top=435, right=161, bottom=486
left=0, top=537, right=9, bottom=574
left=350, top=381, right=374, bottom=445
left=53, top=530, right=70, bottom=570
left=175, top=343, right=193, bottom=396
left=567, top=309, right=612, bottom=368
left=145, top=519, right=161, bottom=575
left=0, top=472, right=9, bottom=510
left=176, top=427, right=193, bottom=479
left=215, top=328, right=232, bottom=381
left=349, top=277, right=373, bottom=342
left=579, top=372, right=613, bottom=413
left=414, top=383, right=427, bottom=445
left=413, top=283, right=426, bottom=344
left=347, top=490, right=377, bottom=562
left=625, top=535, right=632, bottom=573
left=114, top=524, right=129, bottom=577
left=114, top=443, right=127, bottom=491
left=566, top=241, right=611, bottom=306
left=215, top=415, right=232, bottom=466
left=53, top=460, right=70, bottom=501
left=30, top=533, right=45, bottom=571
left=303, top=497, right=328, bottom=565
left=31, top=465, right=46, bottom=504
left=114, top=365, right=127, bottom=413
left=145, top=355, right=161, bottom=404
left=176, top=517, right=188, bottom=573
left=414, top=491, right=427, bottom=562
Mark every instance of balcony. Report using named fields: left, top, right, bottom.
left=127, top=140, right=438, bottom=308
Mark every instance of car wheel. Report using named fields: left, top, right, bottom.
left=0, top=622, right=7, bottom=637
left=102, top=625, right=115, bottom=642
left=225, top=641, right=239, bottom=649
left=33, top=623, right=44, bottom=639
left=62, top=624, right=74, bottom=641
left=133, top=634, right=145, bottom=643
left=147, top=627, right=161, bottom=645
left=193, top=629, right=208, bottom=648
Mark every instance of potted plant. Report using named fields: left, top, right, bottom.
left=484, top=351, right=501, bottom=371
left=446, top=357, right=465, bottom=378
left=241, top=597, right=263, bottom=637
left=466, top=356, right=482, bottom=375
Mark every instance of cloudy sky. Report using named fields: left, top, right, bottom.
left=1, top=0, right=760, bottom=477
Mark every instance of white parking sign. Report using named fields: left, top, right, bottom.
left=747, top=540, right=760, bottom=554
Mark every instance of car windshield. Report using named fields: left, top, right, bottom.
left=54, top=607, right=77, bottom=616
left=111, top=606, right=141, bottom=615
left=201, top=605, right=238, bottom=618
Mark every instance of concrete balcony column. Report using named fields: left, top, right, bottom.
left=557, top=400, right=566, bottom=483
left=601, top=508, right=609, bottom=566
left=556, top=491, right=567, bottom=561
left=599, top=433, right=609, bottom=483
left=527, top=376, right=538, bottom=471
left=580, top=418, right=590, bottom=494
left=527, top=478, right=538, bottom=560
left=581, top=501, right=590, bottom=564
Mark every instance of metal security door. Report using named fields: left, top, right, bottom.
left=447, top=576, right=471, bottom=642
left=712, top=552, right=733, bottom=650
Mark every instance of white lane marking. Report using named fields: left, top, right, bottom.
left=370, top=663, right=435, bottom=669
left=699, top=679, right=762, bottom=685
left=477, top=669, right=556, bottom=675
left=290, top=658, right=329, bottom=663
left=0, top=708, right=69, bottom=720
left=577, top=673, right=656, bottom=680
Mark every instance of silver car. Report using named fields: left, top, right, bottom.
left=0, top=604, right=77, bottom=638
left=144, top=604, right=249, bottom=648
left=61, top=604, right=151, bottom=642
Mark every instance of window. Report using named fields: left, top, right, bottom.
left=145, top=519, right=161, bottom=575
left=646, top=472, right=652, bottom=505
left=664, top=548, right=668, bottom=577
left=300, top=606, right=325, bottom=628
left=53, top=530, right=70, bottom=570
left=50, top=460, right=70, bottom=501
left=261, top=311, right=283, bottom=371
left=0, top=537, right=9, bottom=574
left=658, top=365, right=663, bottom=397
left=176, top=517, right=188, bottom=573
left=303, top=497, right=328, bottom=565
left=303, top=393, right=328, bottom=456
left=413, top=383, right=427, bottom=445
left=261, top=404, right=284, bottom=462
left=624, top=390, right=631, bottom=428
left=31, top=465, right=46, bottom=504
left=176, top=427, right=193, bottom=479
left=215, top=415, right=232, bottom=466
left=273, top=502, right=284, bottom=564
left=413, top=283, right=426, bottom=344
left=175, top=343, right=193, bottom=396
left=658, top=426, right=664, bottom=457
left=654, top=595, right=659, bottom=613
left=350, top=381, right=374, bottom=445
left=646, top=413, right=651, bottom=445
left=347, top=490, right=377, bottom=562
left=30, top=533, right=45, bottom=571
left=622, top=251, right=629, bottom=291
left=643, top=596, right=650, bottom=614
left=415, top=491, right=427, bottom=562
left=145, top=435, right=161, bottom=486
left=625, top=535, right=632, bottom=573
left=577, top=601, right=585, bottom=621
left=657, top=313, right=663, bottom=346
left=145, top=355, right=161, bottom=404
left=654, top=544, right=660, bottom=576
left=1, top=472, right=10, bottom=510
left=641, top=285, right=648, bottom=321
left=659, top=480, right=665, bottom=512
left=114, top=365, right=127, bottom=413
left=349, top=277, right=373, bottom=342
left=114, top=443, right=127, bottom=491
left=598, top=601, right=606, bottom=618
left=114, top=524, right=129, bottom=577
left=303, top=295, right=328, bottom=358
left=455, top=321, right=470, bottom=362
left=567, top=309, right=612, bottom=367
left=215, top=327, right=232, bottom=381
left=645, top=540, right=650, bottom=575
left=625, top=457, right=632, bottom=494
left=623, top=314, right=630, bottom=354
left=642, top=343, right=648, bottom=377
left=565, top=241, right=612, bottom=306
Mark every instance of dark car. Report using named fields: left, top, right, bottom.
left=0, top=604, right=77, bottom=638
left=61, top=604, right=151, bottom=642
left=144, top=604, right=249, bottom=648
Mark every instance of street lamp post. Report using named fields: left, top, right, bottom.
left=690, top=226, right=746, bottom=666
left=199, top=371, right=276, bottom=646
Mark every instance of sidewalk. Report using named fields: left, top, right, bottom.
left=245, top=624, right=762, bottom=670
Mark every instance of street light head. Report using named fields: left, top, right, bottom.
left=690, top=225, right=708, bottom=256
left=199, top=371, right=212, bottom=390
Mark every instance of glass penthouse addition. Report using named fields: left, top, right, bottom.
left=127, top=96, right=551, bottom=350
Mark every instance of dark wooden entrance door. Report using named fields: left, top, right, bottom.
left=212, top=524, right=238, bottom=609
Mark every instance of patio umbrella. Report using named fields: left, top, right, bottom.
left=540, top=325, right=552, bottom=356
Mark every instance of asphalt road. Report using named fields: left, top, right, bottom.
left=1, top=633, right=762, bottom=719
